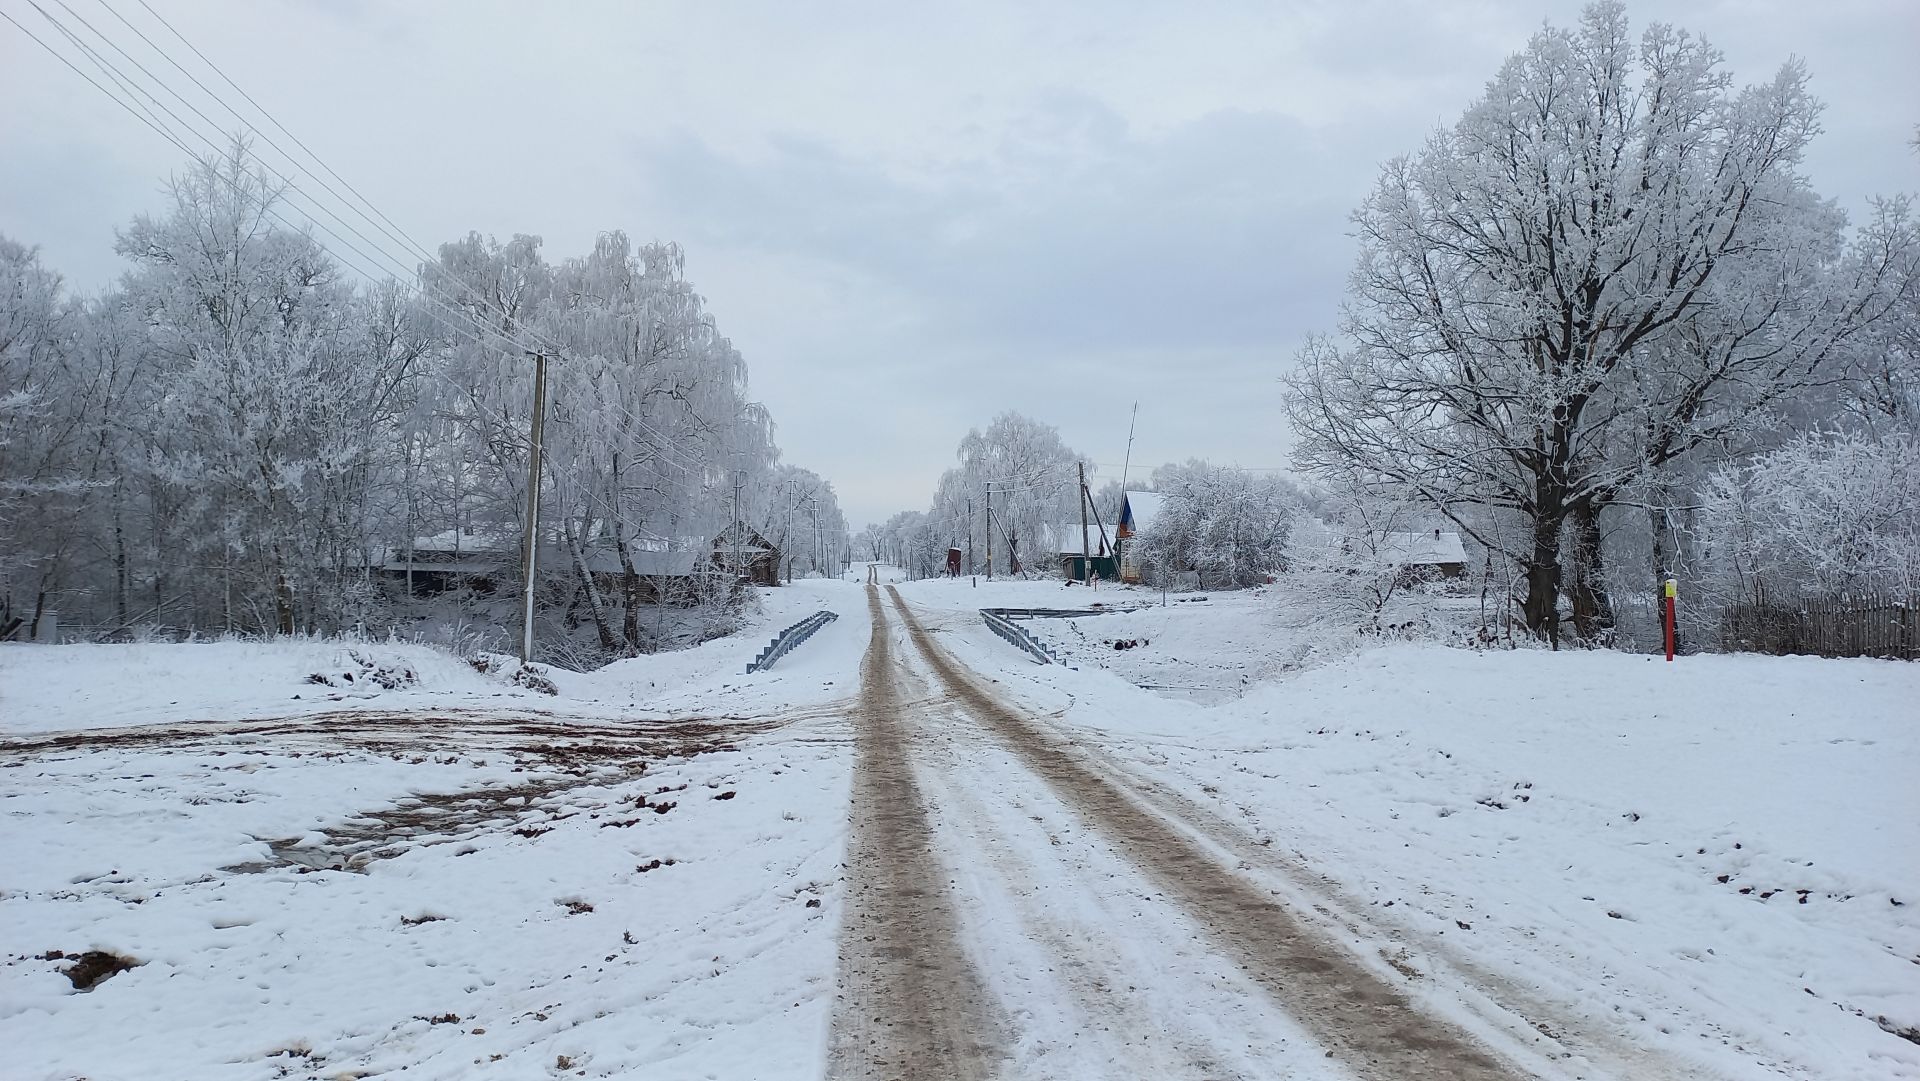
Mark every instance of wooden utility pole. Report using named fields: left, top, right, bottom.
left=966, top=496, right=974, bottom=574
left=519, top=351, right=551, bottom=663
left=732, top=470, right=745, bottom=579
left=1079, top=461, right=1091, bottom=586
left=810, top=498, right=821, bottom=581
left=984, top=484, right=993, bottom=580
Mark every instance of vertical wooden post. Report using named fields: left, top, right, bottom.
left=519, top=351, right=549, bottom=664
left=1663, top=578, right=1677, bottom=662
left=1078, top=462, right=1091, bottom=587
left=985, top=484, right=993, bottom=580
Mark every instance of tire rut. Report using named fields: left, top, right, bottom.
left=885, top=586, right=1531, bottom=1081
left=827, top=587, right=1006, bottom=1080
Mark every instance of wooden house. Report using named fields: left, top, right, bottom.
left=1057, top=531, right=1118, bottom=582
left=712, top=524, right=781, bottom=587
left=1116, top=491, right=1167, bottom=584
left=1378, top=529, right=1468, bottom=580
left=381, top=530, right=513, bottom=595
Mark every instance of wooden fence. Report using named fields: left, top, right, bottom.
left=1719, top=594, right=1918, bottom=660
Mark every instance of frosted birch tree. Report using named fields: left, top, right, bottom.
left=929, top=412, right=1085, bottom=577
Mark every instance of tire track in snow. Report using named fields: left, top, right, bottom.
left=826, top=586, right=1006, bottom=1079
left=886, top=586, right=1527, bottom=1081
left=914, top=717, right=1317, bottom=1079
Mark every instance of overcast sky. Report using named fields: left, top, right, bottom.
left=3, top=0, right=1915, bottom=526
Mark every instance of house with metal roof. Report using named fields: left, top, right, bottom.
left=1116, top=491, right=1167, bottom=584
left=1377, top=529, right=1469, bottom=579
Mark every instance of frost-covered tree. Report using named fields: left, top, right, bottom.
left=926, top=412, right=1085, bottom=577
left=1131, top=461, right=1299, bottom=590
left=423, top=230, right=781, bottom=658
left=749, top=464, right=847, bottom=581
left=1701, top=431, right=1920, bottom=600
left=863, top=510, right=935, bottom=578
left=1286, top=2, right=1917, bottom=644
left=115, top=141, right=426, bottom=635
left=0, top=237, right=82, bottom=639
left=0, top=140, right=814, bottom=658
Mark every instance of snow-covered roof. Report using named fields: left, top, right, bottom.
left=1121, top=491, right=1167, bottom=535
left=1056, top=530, right=1113, bottom=556
left=580, top=547, right=704, bottom=577
left=408, top=529, right=514, bottom=554
left=1379, top=530, right=1468, bottom=565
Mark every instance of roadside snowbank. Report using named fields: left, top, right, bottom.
left=0, top=580, right=865, bottom=737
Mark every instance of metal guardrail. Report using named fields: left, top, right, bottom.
left=983, top=606, right=1143, bottom=620
left=746, top=610, right=839, bottom=673
left=980, top=609, right=1073, bottom=667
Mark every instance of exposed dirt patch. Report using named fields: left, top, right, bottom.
left=1, top=709, right=780, bottom=765
left=826, top=586, right=1006, bottom=1080
left=18, top=709, right=780, bottom=877
left=59, top=949, right=139, bottom=990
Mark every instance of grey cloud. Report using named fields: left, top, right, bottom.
left=637, top=99, right=1358, bottom=355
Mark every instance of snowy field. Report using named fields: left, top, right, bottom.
left=4, top=573, right=1917, bottom=1079
left=1, top=581, right=868, bottom=1080
left=899, top=576, right=1920, bottom=1078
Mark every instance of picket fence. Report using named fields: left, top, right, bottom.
left=1718, top=593, right=1917, bottom=661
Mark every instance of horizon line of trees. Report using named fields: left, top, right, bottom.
left=0, top=140, right=847, bottom=663
left=858, top=410, right=1306, bottom=591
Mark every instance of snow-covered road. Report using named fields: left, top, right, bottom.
left=832, top=585, right=1559, bottom=1080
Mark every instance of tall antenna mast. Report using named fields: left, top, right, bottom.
left=1120, top=401, right=1139, bottom=492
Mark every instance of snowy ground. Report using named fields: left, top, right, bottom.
left=1, top=581, right=867, bottom=1081
left=897, top=575, right=1920, bottom=1078
left=5, top=571, right=1916, bottom=1079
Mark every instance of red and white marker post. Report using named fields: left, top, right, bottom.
left=1663, top=578, right=1678, bottom=662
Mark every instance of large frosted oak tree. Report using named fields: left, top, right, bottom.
left=1286, top=2, right=1916, bottom=643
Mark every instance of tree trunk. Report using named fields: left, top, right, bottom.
left=1567, top=500, right=1615, bottom=644
left=1521, top=514, right=1563, bottom=647
left=621, top=568, right=643, bottom=655
left=273, top=553, right=296, bottom=637
left=566, top=532, right=617, bottom=653
left=113, top=484, right=130, bottom=632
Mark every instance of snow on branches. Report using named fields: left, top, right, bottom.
left=1285, top=1, right=1918, bottom=644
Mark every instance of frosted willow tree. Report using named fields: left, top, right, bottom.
left=928, top=412, right=1084, bottom=576
left=117, top=142, right=428, bottom=635
left=425, top=231, right=779, bottom=657
left=1286, top=2, right=1916, bottom=644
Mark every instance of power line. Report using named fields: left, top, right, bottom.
left=112, top=0, right=438, bottom=267
left=25, top=1, right=720, bottom=482
left=10, top=0, right=744, bottom=529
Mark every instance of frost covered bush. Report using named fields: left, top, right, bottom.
left=1701, top=431, right=1920, bottom=599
